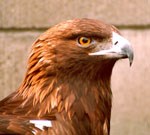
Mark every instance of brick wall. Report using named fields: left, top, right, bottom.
left=0, top=0, right=150, bottom=135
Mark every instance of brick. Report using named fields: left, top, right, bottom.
left=111, top=29, right=150, bottom=135
left=0, top=0, right=150, bottom=28
left=0, top=31, right=41, bottom=98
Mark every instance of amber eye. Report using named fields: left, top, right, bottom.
left=78, top=37, right=92, bottom=47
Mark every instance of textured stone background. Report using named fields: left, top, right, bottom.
left=0, top=0, right=150, bottom=135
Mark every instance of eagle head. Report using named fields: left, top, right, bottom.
left=27, top=18, right=133, bottom=81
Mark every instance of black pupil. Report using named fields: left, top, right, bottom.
left=82, top=37, right=89, bottom=43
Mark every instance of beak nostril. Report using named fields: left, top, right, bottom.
left=114, top=41, right=118, bottom=45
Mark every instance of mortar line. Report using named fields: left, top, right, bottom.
left=0, top=25, right=150, bottom=32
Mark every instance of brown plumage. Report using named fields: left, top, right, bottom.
left=0, top=18, right=133, bottom=135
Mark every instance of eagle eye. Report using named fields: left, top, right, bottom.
left=77, top=37, right=92, bottom=48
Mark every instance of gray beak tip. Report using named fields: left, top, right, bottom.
left=128, top=49, right=134, bottom=67
left=129, top=61, right=133, bottom=67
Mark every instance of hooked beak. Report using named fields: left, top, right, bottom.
left=89, top=32, right=134, bottom=66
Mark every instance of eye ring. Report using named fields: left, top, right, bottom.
left=77, top=37, right=92, bottom=48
